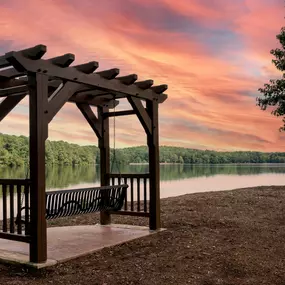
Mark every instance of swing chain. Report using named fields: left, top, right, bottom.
left=110, top=95, right=121, bottom=176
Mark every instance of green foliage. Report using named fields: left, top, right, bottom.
left=1, top=133, right=285, bottom=167
left=0, top=133, right=98, bottom=167
left=257, top=27, right=285, bottom=130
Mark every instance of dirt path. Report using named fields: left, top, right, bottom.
left=1, top=185, right=285, bottom=285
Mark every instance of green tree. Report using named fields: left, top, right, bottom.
left=257, top=27, right=285, bottom=131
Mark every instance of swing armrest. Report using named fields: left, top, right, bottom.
left=15, top=206, right=30, bottom=225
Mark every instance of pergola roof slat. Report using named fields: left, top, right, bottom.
left=0, top=85, right=28, bottom=97
left=49, top=53, right=75, bottom=67
left=1, top=44, right=167, bottom=103
left=96, top=68, right=120, bottom=79
left=0, top=78, right=27, bottom=89
left=21, top=44, right=47, bottom=60
left=135, top=80, right=154, bottom=89
left=73, top=61, right=99, bottom=74
left=117, top=74, right=138, bottom=85
left=151, top=84, right=168, bottom=94
left=0, top=68, right=25, bottom=79
left=0, top=55, right=12, bottom=68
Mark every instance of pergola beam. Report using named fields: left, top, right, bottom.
left=104, top=109, right=137, bottom=117
left=69, top=94, right=119, bottom=108
left=0, top=84, right=118, bottom=108
left=4, top=46, right=167, bottom=103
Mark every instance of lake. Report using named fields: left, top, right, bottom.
left=1, top=163, right=285, bottom=220
left=1, top=163, right=285, bottom=198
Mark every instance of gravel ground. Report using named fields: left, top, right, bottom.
left=1, top=185, right=285, bottom=285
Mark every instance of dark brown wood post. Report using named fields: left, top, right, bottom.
left=146, top=100, right=161, bottom=230
left=28, top=72, right=48, bottom=263
left=98, top=106, right=111, bottom=224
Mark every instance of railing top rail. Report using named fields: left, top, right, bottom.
left=108, top=173, right=150, bottom=178
left=0, top=178, right=31, bottom=185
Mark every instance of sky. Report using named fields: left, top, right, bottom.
left=0, top=0, right=285, bottom=151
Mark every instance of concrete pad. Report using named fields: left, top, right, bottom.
left=0, top=224, right=163, bottom=268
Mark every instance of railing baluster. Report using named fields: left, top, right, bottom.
left=2, top=184, right=7, bottom=232
left=9, top=184, right=15, bottom=233
left=137, top=178, right=140, bottom=212
left=124, top=177, right=128, bottom=210
left=17, top=185, right=22, bottom=234
left=144, top=178, right=147, bottom=212
left=107, top=174, right=150, bottom=214
left=130, top=177, right=134, bottom=211
left=0, top=180, right=31, bottom=241
left=111, top=177, right=115, bottom=186
left=24, top=183, right=29, bottom=235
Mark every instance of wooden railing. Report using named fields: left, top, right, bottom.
left=0, top=179, right=30, bottom=242
left=108, top=173, right=150, bottom=217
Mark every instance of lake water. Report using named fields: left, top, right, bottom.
left=1, top=164, right=285, bottom=220
left=1, top=163, right=285, bottom=197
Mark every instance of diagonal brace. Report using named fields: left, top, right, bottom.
left=76, top=103, right=102, bottom=139
left=47, top=82, right=81, bottom=123
left=127, top=96, right=152, bottom=136
left=0, top=94, right=26, bottom=122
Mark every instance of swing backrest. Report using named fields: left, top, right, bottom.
left=16, top=184, right=128, bottom=223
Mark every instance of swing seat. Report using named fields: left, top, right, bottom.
left=16, top=184, right=128, bottom=223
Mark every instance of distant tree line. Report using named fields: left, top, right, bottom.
left=1, top=133, right=285, bottom=167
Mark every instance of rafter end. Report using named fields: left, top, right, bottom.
left=97, top=68, right=120, bottom=79
left=74, top=61, right=99, bottom=74
left=49, top=53, right=75, bottom=68
left=151, top=84, right=168, bottom=94
left=117, top=74, right=138, bottom=85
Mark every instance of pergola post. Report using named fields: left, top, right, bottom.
left=98, top=106, right=111, bottom=225
left=28, top=72, right=48, bottom=263
left=147, top=100, right=161, bottom=230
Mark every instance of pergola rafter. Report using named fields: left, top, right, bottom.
left=0, top=44, right=168, bottom=264
left=0, top=45, right=167, bottom=101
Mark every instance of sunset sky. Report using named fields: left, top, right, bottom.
left=0, top=0, right=285, bottom=151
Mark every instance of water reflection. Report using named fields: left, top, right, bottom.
left=1, top=164, right=285, bottom=219
left=1, top=163, right=285, bottom=190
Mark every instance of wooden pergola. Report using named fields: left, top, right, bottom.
left=0, top=45, right=167, bottom=263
